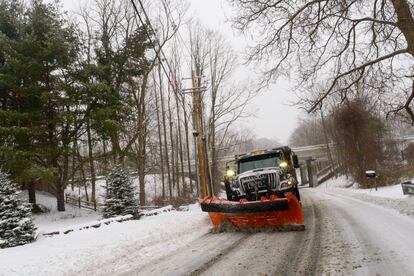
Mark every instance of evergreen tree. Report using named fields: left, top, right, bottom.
left=103, top=166, right=140, bottom=219
left=0, top=170, right=36, bottom=248
left=0, top=0, right=81, bottom=211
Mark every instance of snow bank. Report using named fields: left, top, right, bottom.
left=0, top=204, right=210, bottom=276
left=318, top=176, right=414, bottom=220
left=42, top=215, right=134, bottom=237
left=319, top=176, right=411, bottom=199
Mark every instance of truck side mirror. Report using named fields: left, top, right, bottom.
left=292, top=154, right=300, bottom=169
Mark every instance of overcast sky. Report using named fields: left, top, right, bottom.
left=60, top=0, right=302, bottom=144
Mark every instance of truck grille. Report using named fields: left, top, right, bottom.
left=239, top=172, right=279, bottom=193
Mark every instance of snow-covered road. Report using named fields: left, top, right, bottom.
left=121, top=188, right=414, bottom=276
left=2, top=187, right=414, bottom=276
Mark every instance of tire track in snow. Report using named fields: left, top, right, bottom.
left=126, top=192, right=317, bottom=276
left=198, top=190, right=320, bottom=276
left=124, top=232, right=247, bottom=276
left=276, top=190, right=322, bottom=275
left=313, top=189, right=414, bottom=275
left=188, top=235, right=250, bottom=276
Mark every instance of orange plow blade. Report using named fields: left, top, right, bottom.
left=200, top=193, right=303, bottom=228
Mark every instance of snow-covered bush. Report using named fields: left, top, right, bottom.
left=103, top=166, right=140, bottom=219
left=0, top=170, right=36, bottom=248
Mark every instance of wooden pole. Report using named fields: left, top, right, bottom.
left=192, top=71, right=208, bottom=197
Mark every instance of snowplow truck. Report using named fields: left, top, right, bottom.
left=200, top=147, right=304, bottom=228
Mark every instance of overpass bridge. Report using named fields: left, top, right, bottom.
left=181, top=135, right=414, bottom=186
left=182, top=144, right=330, bottom=174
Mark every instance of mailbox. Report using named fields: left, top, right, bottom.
left=365, top=170, right=376, bottom=178
left=401, top=181, right=414, bottom=195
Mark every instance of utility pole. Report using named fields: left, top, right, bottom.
left=191, top=71, right=209, bottom=197
left=182, top=71, right=212, bottom=198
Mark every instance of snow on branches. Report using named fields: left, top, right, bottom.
left=0, top=170, right=36, bottom=248
left=103, top=166, right=140, bottom=219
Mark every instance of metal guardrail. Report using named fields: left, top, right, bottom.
left=401, top=181, right=414, bottom=195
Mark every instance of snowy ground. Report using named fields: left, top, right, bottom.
left=318, top=175, right=414, bottom=198
left=20, top=191, right=100, bottom=235
left=3, top=176, right=414, bottom=276
left=318, top=176, right=414, bottom=219
left=120, top=188, right=414, bottom=275
left=0, top=200, right=210, bottom=276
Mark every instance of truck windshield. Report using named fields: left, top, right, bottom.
left=238, top=154, right=283, bottom=174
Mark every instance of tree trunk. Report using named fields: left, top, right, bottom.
left=110, top=133, right=122, bottom=164
left=175, top=91, right=186, bottom=196
left=70, top=135, right=77, bottom=191
left=56, top=181, right=65, bottom=212
left=175, top=134, right=181, bottom=196
left=102, top=140, right=108, bottom=173
left=158, top=66, right=173, bottom=201
left=137, top=73, right=150, bottom=206
left=86, top=120, right=96, bottom=202
left=182, top=96, right=194, bottom=193
left=391, top=0, right=414, bottom=55
left=167, top=92, right=177, bottom=195
left=154, top=74, right=166, bottom=200
left=77, top=140, right=89, bottom=202
left=28, top=180, right=36, bottom=206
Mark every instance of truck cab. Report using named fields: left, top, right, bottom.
left=224, top=146, right=301, bottom=202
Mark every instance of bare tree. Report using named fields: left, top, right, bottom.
left=228, top=0, right=414, bottom=123
left=289, top=115, right=325, bottom=147
left=189, top=24, right=256, bottom=192
left=331, top=99, right=386, bottom=186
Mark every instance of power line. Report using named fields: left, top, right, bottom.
left=160, top=0, right=193, bottom=70
left=129, top=0, right=178, bottom=93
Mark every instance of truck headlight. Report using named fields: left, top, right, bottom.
left=280, top=161, right=288, bottom=168
left=226, top=169, right=235, bottom=177
left=280, top=179, right=294, bottom=189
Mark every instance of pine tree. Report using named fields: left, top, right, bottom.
left=0, top=0, right=82, bottom=211
left=103, top=166, right=140, bottom=219
left=0, top=170, right=36, bottom=248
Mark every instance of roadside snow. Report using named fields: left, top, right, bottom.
left=0, top=204, right=210, bottom=276
left=349, top=184, right=411, bottom=199
left=318, top=176, right=414, bottom=219
left=319, top=175, right=356, bottom=188
left=20, top=191, right=100, bottom=235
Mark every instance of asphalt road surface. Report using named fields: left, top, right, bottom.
left=122, top=188, right=414, bottom=276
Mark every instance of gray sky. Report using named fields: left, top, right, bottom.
left=60, top=0, right=302, bottom=144
left=190, top=0, right=301, bottom=144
